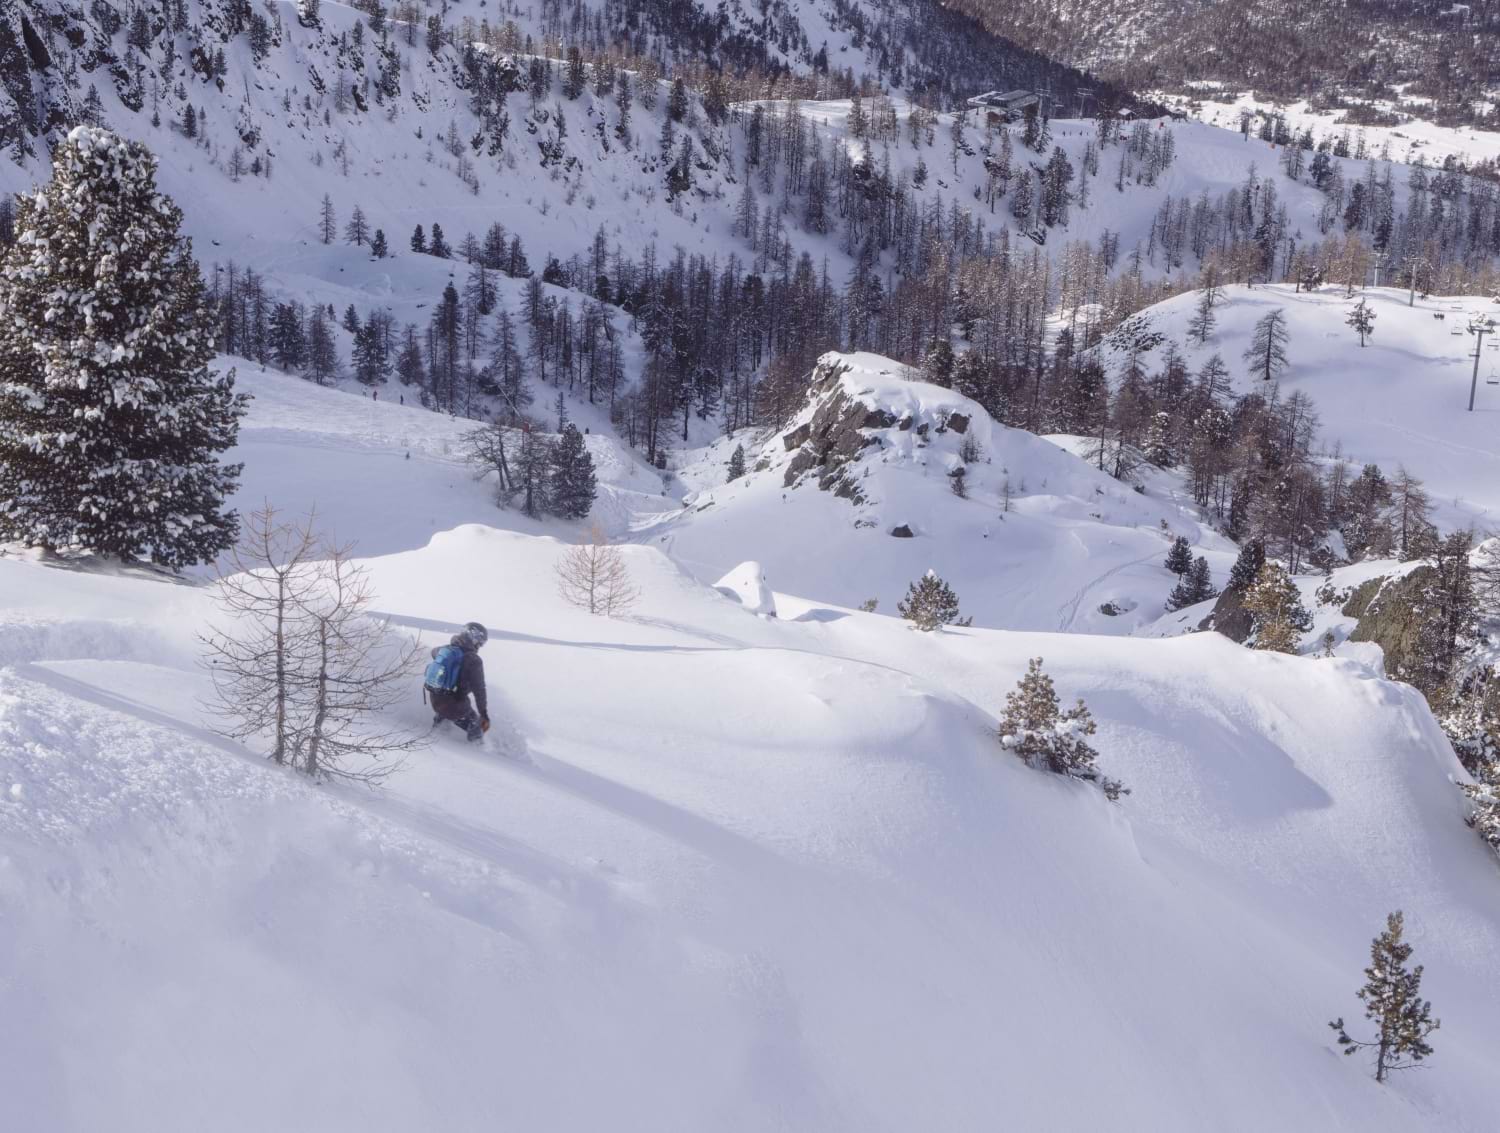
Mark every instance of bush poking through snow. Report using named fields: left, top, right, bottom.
left=897, top=570, right=971, bottom=631
left=202, top=506, right=426, bottom=782
left=999, top=657, right=1128, bottom=801
left=1330, top=911, right=1439, bottom=1083
left=556, top=525, right=639, bottom=616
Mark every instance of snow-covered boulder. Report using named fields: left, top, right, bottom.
left=714, top=561, right=777, bottom=617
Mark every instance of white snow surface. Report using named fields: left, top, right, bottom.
left=4, top=360, right=1500, bottom=1130
left=713, top=561, right=778, bottom=617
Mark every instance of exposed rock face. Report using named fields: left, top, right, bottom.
left=1340, top=576, right=1386, bottom=620
left=780, top=361, right=889, bottom=501
left=1347, top=567, right=1438, bottom=684
left=890, top=525, right=914, bottom=538
left=1198, top=584, right=1254, bottom=643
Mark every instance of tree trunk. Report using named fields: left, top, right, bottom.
left=307, top=620, right=330, bottom=779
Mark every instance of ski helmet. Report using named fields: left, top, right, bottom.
left=464, top=621, right=489, bottom=648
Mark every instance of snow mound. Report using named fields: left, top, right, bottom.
left=651, top=351, right=1237, bottom=632
left=713, top=561, right=778, bottom=617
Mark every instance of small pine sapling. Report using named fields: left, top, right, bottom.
left=897, top=570, right=971, bottom=631
left=998, top=658, right=1127, bottom=800
left=1330, top=911, right=1439, bottom=1082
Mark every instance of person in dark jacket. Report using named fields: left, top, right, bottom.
left=429, top=621, right=489, bottom=742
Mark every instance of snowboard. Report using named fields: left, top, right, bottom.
left=429, top=716, right=532, bottom=764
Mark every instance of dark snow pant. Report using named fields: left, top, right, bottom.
left=429, top=689, right=484, bottom=742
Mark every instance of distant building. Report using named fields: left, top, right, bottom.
left=967, top=89, right=1040, bottom=126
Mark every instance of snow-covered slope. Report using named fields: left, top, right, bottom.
left=0, top=0, right=1410, bottom=390
left=1101, top=283, right=1500, bottom=528
left=652, top=351, right=1236, bottom=632
left=6, top=355, right=1500, bottom=1129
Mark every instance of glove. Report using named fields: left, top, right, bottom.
left=481, top=716, right=491, bottom=733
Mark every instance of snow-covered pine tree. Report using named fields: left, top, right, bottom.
left=547, top=423, right=597, bottom=519
left=1227, top=537, right=1266, bottom=592
left=1244, top=561, right=1312, bottom=652
left=1165, top=535, right=1193, bottom=576
left=726, top=443, right=747, bottom=482
left=1166, top=555, right=1218, bottom=611
left=1188, top=555, right=1217, bottom=602
left=0, top=127, right=245, bottom=568
left=897, top=570, right=971, bottom=631
left=998, top=657, right=1126, bottom=800
left=1330, top=911, right=1439, bottom=1082
left=351, top=322, right=388, bottom=386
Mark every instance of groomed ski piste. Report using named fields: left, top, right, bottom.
left=5, top=355, right=1500, bottom=1131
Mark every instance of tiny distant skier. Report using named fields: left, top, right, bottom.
left=424, top=621, right=490, bottom=743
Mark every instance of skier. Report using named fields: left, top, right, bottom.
left=423, top=621, right=490, bottom=743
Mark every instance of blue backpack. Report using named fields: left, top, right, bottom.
left=424, top=644, right=465, bottom=693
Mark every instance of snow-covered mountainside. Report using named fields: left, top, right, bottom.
left=5, top=359, right=1500, bottom=1130
left=949, top=0, right=1500, bottom=138
left=1101, top=283, right=1500, bottom=529
left=653, top=351, right=1236, bottom=633
left=10, top=0, right=1500, bottom=1125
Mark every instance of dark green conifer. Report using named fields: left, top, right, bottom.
left=0, top=128, right=244, bottom=567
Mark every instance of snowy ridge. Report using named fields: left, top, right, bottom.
left=656, top=350, right=1237, bottom=632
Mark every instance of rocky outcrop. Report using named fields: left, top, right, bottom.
left=780, top=362, right=892, bottom=502
left=1340, top=576, right=1386, bottom=620
left=1198, top=583, right=1254, bottom=643
left=1347, top=567, right=1438, bottom=684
